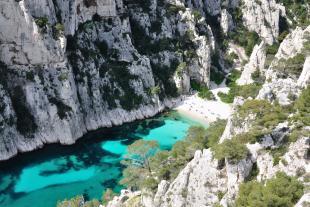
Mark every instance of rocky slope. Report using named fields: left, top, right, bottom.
left=0, top=0, right=217, bottom=160
left=102, top=3, right=310, bottom=207
left=0, top=0, right=290, bottom=160
left=1, top=0, right=309, bottom=206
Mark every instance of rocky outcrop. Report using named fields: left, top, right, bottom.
left=275, top=26, right=310, bottom=60
left=204, top=0, right=221, bottom=16
left=219, top=97, right=246, bottom=142
left=220, top=9, right=234, bottom=34
left=295, top=193, right=310, bottom=207
left=151, top=149, right=227, bottom=207
left=237, top=42, right=266, bottom=85
left=0, top=0, right=65, bottom=65
left=258, top=26, right=310, bottom=105
left=0, top=0, right=215, bottom=160
left=298, top=56, right=310, bottom=88
left=242, top=0, right=284, bottom=44
left=105, top=189, right=142, bottom=207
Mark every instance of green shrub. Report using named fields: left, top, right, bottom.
left=176, top=62, right=187, bottom=77
left=270, top=145, right=288, bottom=166
left=166, top=3, right=186, bottom=15
left=251, top=69, right=265, bottom=83
left=274, top=53, right=305, bottom=78
left=246, top=163, right=259, bottom=181
left=218, top=84, right=262, bottom=104
left=192, top=10, right=202, bottom=21
left=217, top=70, right=244, bottom=103
left=278, top=31, right=289, bottom=43
left=237, top=84, right=262, bottom=99
left=236, top=172, right=304, bottom=207
left=210, top=70, right=225, bottom=85
left=213, top=138, right=248, bottom=163
left=225, top=52, right=239, bottom=67
left=149, top=120, right=225, bottom=182
left=95, top=40, right=109, bottom=56
left=293, top=87, right=310, bottom=125
left=266, top=43, right=280, bottom=55
left=35, top=17, right=49, bottom=28
left=237, top=100, right=288, bottom=129
left=277, top=0, right=310, bottom=28
left=49, top=97, right=72, bottom=119
left=190, top=80, right=215, bottom=100
left=54, top=23, right=64, bottom=37
left=225, top=69, right=241, bottom=86
left=148, top=86, right=161, bottom=95
left=198, top=88, right=215, bottom=100
left=229, top=28, right=260, bottom=56
left=151, top=61, right=179, bottom=99
left=288, top=128, right=308, bottom=143
left=57, top=195, right=84, bottom=207
left=205, top=119, right=227, bottom=149
left=58, top=72, right=68, bottom=81
left=218, top=91, right=235, bottom=103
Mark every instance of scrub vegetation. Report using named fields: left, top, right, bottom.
left=217, top=70, right=263, bottom=103
left=191, top=80, right=215, bottom=100
left=236, top=172, right=304, bottom=207
left=120, top=120, right=226, bottom=191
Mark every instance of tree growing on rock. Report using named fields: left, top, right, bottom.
left=120, top=140, right=159, bottom=190
left=123, top=140, right=159, bottom=173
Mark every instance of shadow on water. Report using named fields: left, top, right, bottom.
left=0, top=110, right=199, bottom=206
left=0, top=112, right=169, bottom=170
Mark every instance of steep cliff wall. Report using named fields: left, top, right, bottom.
left=0, top=0, right=215, bottom=160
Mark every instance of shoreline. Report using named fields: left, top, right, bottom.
left=174, top=87, right=232, bottom=126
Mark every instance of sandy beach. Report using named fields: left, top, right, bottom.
left=175, top=81, right=232, bottom=125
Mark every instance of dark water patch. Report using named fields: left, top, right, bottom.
left=100, top=179, right=119, bottom=189
left=0, top=111, right=204, bottom=207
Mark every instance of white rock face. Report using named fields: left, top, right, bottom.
left=176, top=9, right=212, bottom=87
left=237, top=42, right=266, bottom=85
left=279, top=137, right=310, bottom=177
left=219, top=97, right=246, bottom=143
left=153, top=149, right=227, bottom=207
left=257, top=77, right=300, bottom=105
left=242, top=0, right=283, bottom=44
left=221, top=158, right=253, bottom=207
left=257, top=136, right=310, bottom=182
left=221, top=9, right=234, bottom=34
left=0, top=0, right=65, bottom=65
left=204, top=0, right=221, bottom=16
left=258, top=26, right=310, bottom=105
left=192, top=35, right=211, bottom=86
left=298, top=57, right=310, bottom=88
left=56, top=0, right=117, bottom=35
left=256, top=152, right=276, bottom=181
left=295, top=193, right=310, bottom=207
left=0, top=0, right=215, bottom=160
left=105, top=189, right=142, bottom=207
left=174, top=72, right=191, bottom=94
left=275, top=26, right=310, bottom=60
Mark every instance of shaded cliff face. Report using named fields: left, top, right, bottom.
left=0, top=0, right=297, bottom=161
left=0, top=0, right=214, bottom=160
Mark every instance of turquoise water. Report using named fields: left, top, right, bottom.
left=0, top=111, right=206, bottom=207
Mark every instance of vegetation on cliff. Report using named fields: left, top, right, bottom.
left=236, top=172, right=304, bottom=207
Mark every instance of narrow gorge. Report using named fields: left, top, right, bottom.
left=0, top=0, right=309, bottom=206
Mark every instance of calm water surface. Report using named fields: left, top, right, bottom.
left=0, top=111, right=206, bottom=207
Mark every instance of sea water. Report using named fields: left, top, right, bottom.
left=0, top=111, right=206, bottom=207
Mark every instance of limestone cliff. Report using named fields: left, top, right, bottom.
left=1, top=1, right=309, bottom=206
left=0, top=0, right=291, bottom=160
left=0, top=0, right=214, bottom=160
left=103, top=2, right=309, bottom=206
